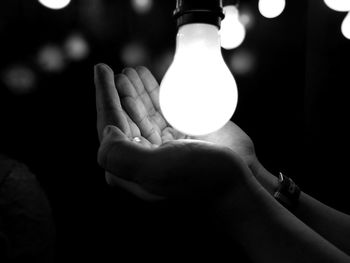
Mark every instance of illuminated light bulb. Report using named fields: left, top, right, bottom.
left=220, top=5, right=246, bottom=50
left=38, top=0, right=71, bottom=10
left=341, top=12, right=350, bottom=39
left=324, top=0, right=350, bottom=12
left=258, top=0, right=286, bottom=18
left=160, top=23, right=238, bottom=136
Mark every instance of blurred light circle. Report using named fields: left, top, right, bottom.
left=324, top=0, right=350, bottom=12
left=37, top=45, right=66, bottom=73
left=64, top=33, right=90, bottom=61
left=341, top=12, right=350, bottom=39
left=220, top=5, right=246, bottom=50
left=38, top=0, right=71, bottom=10
left=258, top=0, right=286, bottom=19
left=120, top=42, right=148, bottom=66
left=131, top=0, right=153, bottom=14
left=229, top=49, right=255, bottom=75
left=239, top=10, right=254, bottom=29
left=2, top=65, right=37, bottom=94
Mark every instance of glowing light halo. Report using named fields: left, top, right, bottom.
left=341, top=12, right=350, bottom=39
left=324, top=0, right=350, bottom=12
left=38, top=0, right=71, bottom=10
left=258, top=0, right=286, bottom=19
left=220, top=5, right=246, bottom=50
left=160, top=24, right=238, bottom=136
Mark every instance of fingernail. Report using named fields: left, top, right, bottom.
left=94, top=63, right=112, bottom=75
left=94, top=63, right=102, bottom=73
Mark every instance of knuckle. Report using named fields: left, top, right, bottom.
left=122, top=67, right=136, bottom=75
left=115, top=73, right=128, bottom=84
left=136, top=66, right=147, bottom=74
left=97, top=140, right=113, bottom=169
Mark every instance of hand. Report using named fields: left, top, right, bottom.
left=94, top=63, right=252, bottom=202
left=197, top=122, right=258, bottom=173
left=98, top=124, right=251, bottom=203
left=109, top=65, right=263, bottom=178
left=95, top=63, right=259, bottom=175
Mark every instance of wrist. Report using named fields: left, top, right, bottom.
left=250, top=160, right=278, bottom=196
left=214, top=174, right=275, bottom=242
left=250, top=161, right=302, bottom=212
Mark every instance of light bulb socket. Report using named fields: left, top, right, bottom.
left=173, top=0, right=225, bottom=28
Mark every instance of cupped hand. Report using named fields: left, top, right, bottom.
left=94, top=63, right=253, bottom=201
left=95, top=64, right=258, bottom=169
left=98, top=124, right=251, bottom=203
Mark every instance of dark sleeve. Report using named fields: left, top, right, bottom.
left=0, top=156, right=55, bottom=263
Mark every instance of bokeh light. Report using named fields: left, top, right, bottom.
left=220, top=5, right=246, bottom=50
left=38, top=0, right=71, bottom=10
left=37, top=44, right=66, bottom=73
left=120, top=42, right=148, bottom=66
left=341, top=12, right=350, bottom=39
left=229, top=49, right=256, bottom=75
left=258, top=0, right=286, bottom=19
left=324, top=0, right=350, bottom=12
left=239, top=9, right=254, bottom=29
left=131, top=0, right=153, bottom=14
left=1, top=64, right=37, bottom=94
left=64, top=33, right=90, bottom=61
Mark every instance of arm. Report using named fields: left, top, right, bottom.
left=253, top=162, right=350, bottom=255
left=199, top=120, right=350, bottom=256
left=94, top=64, right=350, bottom=263
left=221, top=172, right=350, bottom=263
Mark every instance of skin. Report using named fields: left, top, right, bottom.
left=94, top=63, right=350, bottom=263
left=95, top=63, right=253, bottom=203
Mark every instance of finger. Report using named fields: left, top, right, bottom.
left=124, top=110, right=141, bottom=137
left=135, top=66, right=161, bottom=112
left=94, top=63, right=131, bottom=141
left=136, top=66, right=168, bottom=131
left=98, top=125, right=152, bottom=182
left=115, top=73, right=162, bottom=144
left=122, top=67, right=156, bottom=115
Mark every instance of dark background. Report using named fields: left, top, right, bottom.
left=0, top=0, right=349, bottom=261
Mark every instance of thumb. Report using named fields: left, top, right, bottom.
left=98, top=125, right=150, bottom=182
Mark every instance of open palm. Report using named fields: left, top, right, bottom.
left=112, top=66, right=256, bottom=167
left=95, top=64, right=256, bottom=199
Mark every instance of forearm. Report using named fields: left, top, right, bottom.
left=253, top=163, right=350, bottom=255
left=222, top=175, right=350, bottom=263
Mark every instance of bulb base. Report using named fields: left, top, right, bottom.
left=173, top=0, right=224, bottom=28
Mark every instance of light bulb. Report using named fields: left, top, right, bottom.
left=324, top=0, right=350, bottom=12
left=160, top=23, right=238, bottom=136
left=38, top=0, right=71, bottom=10
left=341, top=12, right=350, bottom=39
left=258, top=0, right=286, bottom=19
left=220, top=5, right=246, bottom=50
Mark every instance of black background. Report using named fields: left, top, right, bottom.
left=0, top=0, right=349, bottom=261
